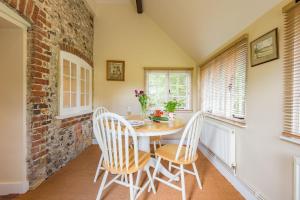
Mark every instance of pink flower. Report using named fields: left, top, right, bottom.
left=134, top=89, right=145, bottom=97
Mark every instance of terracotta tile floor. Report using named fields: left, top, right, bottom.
left=12, top=145, right=243, bottom=200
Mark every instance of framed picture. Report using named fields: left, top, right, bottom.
left=251, top=28, right=279, bottom=67
left=106, top=60, right=125, bottom=81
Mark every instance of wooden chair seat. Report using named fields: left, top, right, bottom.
left=104, top=149, right=151, bottom=174
left=155, top=144, right=198, bottom=165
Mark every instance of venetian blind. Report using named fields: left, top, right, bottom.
left=283, top=4, right=300, bottom=136
left=200, top=38, right=248, bottom=123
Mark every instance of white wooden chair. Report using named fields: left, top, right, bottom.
left=93, top=106, right=109, bottom=183
left=94, top=112, right=156, bottom=200
left=94, top=107, right=109, bottom=118
left=151, top=111, right=204, bottom=200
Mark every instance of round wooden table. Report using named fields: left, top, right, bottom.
left=127, top=115, right=185, bottom=181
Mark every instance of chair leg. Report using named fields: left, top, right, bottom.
left=121, top=174, right=125, bottom=182
left=152, top=156, right=161, bottom=182
left=192, top=162, right=202, bottom=189
left=134, top=170, right=142, bottom=197
left=158, top=141, right=162, bottom=147
left=94, top=154, right=104, bottom=183
left=125, top=174, right=128, bottom=184
left=153, top=141, right=157, bottom=152
left=129, top=173, right=135, bottom=200
left=96, top=170, right=108, bottom=200
left=168, top=161, right=172, bottom=171
left=148, top=156, right=161, bottom=192
left=145, top=166, right=156, bottom=194
left=180, top=164, right=186, bottom=200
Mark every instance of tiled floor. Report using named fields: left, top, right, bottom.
left=9, top=145, right=243, bottom=200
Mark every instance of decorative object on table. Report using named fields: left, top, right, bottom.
left=106, top=60, right=125, bottom=81
left=154, top=110, right=164, bottom=117
left=250, top=28, right=279, bottom=67
left=149, top=116, right=169, bottom=123
left=149, top=109, right=169, bottom=122
left=128, top=120, right=145, bottom=127
left=134, top=89, right=149, bottom=119
left=164, top=100, right=181, bottom=120
left=126, top=106, right=132, bottom=116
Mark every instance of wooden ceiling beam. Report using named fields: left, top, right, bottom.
left=136, top=0, right=143, bottom=14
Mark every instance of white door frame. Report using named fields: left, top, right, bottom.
left=0, top=2, right=31, bottom=195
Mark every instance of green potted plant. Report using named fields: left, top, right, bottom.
left=164, top=100, right=181, bottom=120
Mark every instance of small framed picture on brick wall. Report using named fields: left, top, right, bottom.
left=106, top=60, right=125, bottom=81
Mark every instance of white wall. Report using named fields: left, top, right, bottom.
left=203, top=0, right=300, bottom=199
left=0, top=27, right=27, bottom=192
left=93, top=4, right=197, bottom=127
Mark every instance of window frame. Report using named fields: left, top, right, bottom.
left=58, top=50, right=93, bottom=118
left=144, top=67, right=193, bottom=112
left=199, top=36, right=248, bottom=126
left=282, top=2, right=300, bottom=139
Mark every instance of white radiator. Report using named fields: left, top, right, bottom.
left=200, top=120, right=236, bottom=170
left=295, top=157, right=300, bottom=200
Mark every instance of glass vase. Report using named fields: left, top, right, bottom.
left=141, top=104, right=147, bottom=120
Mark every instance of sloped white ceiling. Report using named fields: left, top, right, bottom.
left=144, top=0, right=284, bottom=63
left=92, top=0, right=284, bottom=63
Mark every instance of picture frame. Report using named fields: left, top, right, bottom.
left=106, top=60, right=125, bottom=81
left=250, top=28, right=279, bottom=67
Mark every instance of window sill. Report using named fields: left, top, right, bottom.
left=175, top=109, right=193, bottom=113
left=280, top=136, right=300, bottom=145
left=280, top=132, right=300, bottom=145
left=56, top=110, right=93, bottom=120
left=205, top=113, right=246, bottom=128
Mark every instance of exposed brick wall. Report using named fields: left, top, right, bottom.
left=0, top=0, right=94, bottom=188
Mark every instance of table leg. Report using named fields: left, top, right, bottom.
left=138, top=136, right=179, bottom=181
left=138, top=136, right=150, bottom=152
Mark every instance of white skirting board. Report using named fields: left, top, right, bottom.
left=0, top=181, right=29, bottom=195
left=198, top=143, right=264, bottom=200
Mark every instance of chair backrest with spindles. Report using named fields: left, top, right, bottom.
left=175, top=111, right=204, bottom=162
left=93, top=106, right=109, bottom=120
left=94, top=112, right=139, bottom=172
left=93, top=106, right=109, bottom=144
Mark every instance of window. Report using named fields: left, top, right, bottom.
left=145, top=68, right=192, bottom=110
left=59, top=51, right=92, bottom=117
left=200, top=38, right=248, bottom=124
left=283, top=3, right=300, bottom=138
